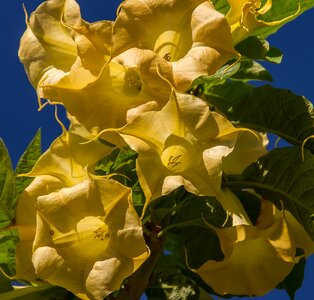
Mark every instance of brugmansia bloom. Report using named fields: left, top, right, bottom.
left=8, top=175, right=63, bottom=281
left=18, top=0, right=173, bottom=132
left=32, top=178, right=150, bottom=300
left=40, top=50, right=173, bottom=132
left=258, top=199, right=314, bottom=258
left=101, top=91, right=266, bottom=209
left=113, top=0, right=238, bottom=90
left=226, top=0, right=300, bottom=45
left=10, top=115, right=111, bottom=282
left=216, top=188, right=252, bottom=226
left=26, top=115, right=111, bottom=186
left=195, top=195, right=300, bottom=296
left=19, top=0, right=112, bottom=91
left=18, top=0, right=237, bottom=132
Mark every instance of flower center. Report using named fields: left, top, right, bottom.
left=123, top=68, right=142, bottom=95
left=93, top=226, right=110, bottom=241
left=51, top=216, right=110, bottom=259
left=161, top=144, right=191, bottom=173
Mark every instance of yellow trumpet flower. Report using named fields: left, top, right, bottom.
left=195, top=194, right=301, bottom=296
left=226, top=0, right=300, bottom=45
left=101, top=91, right=266, bottom=211
left=32, top=178, right=150, bottom=300
left=113, top=0, right=238, bottom=90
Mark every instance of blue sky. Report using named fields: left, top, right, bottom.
left=1, top=1, right=314, bottom=299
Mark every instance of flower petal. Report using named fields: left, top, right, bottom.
left=257, top=199, right=314, bottom=258
left=108, top=91, right=252, bottom=210
left=112, top=0, right=204, bottom=56
left=19, top=0, right=113, bottom=112
left=32, top=178, right=149, bottom=299
left=86, top=257, right=134, bottom=300
left=13, top=176, right=63, bottom=281
left=226, top=0, right=300, bottom=45
left=26, top=120, right=111, bottom=185
left=222, top=131, right=268, bottom=174
left=41, top=51, right=171, bottom=132
left=195, top=209, right=298, bottom=296
left=32, top=246, right=87, bottom=298
left=18, top=0, right=78, bottom=88
left=113, top=0, right=237, bottom=90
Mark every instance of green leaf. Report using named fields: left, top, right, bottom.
left=266, top=46, right=283, bottom=64
left=232, top=189, right=261, bottom=225
left=188, top=63, right=241, bottom=98
left=214, top=62, right=241, bottom=79
left=231, top=59, right=273, bottom=82
left=163, top=285, right=199, bottom=300
left=151, top=191, right=228, bottom=271
left=170, top=194, right=230, bottom=230
left=144, top=189, right=228, bottom=299
left=13, top=130, right=41, bottom=213
left=145, top=235, right=216, bottom=300
left=146, top=187, right=230, bottom=233
left=180, top=227, right=223, bottom=270
left=109, top=148, right=146, bottom=211
left=144, top=187, right=186, bottom=227
left=0, top=229, right=19, bottom=277
left=224, top=147, right=314, bottom=239
left=236, top=36, right=269, bottom=59
left=0, top=284, right=76, bottom=300
left=95, top=147, right=145, bottom=214
left=235, top=36, right=283, bottom=64
left=146, top=253, right=200, bottom=300
left=203, top=82, right=314, bottom=150
left=0, top=271, right=13, bottom=293
left=256, top=0, right=314, bottom=38
left=143, top=187, right=229, bottom=279
left=131, top=180, right=145, bottom=212
left=14, top=129, right=41, bottom=176
left=211, top=0, right=230, bottom=15
left=95, top=147, right=137, bottom=176
left=0, top=132, right=41, bottom=276
left=277, top=250, right=306, bottom=300
left=145, top=287, right=167, bottom=300
left=0, top=140, right=14, bottom=228
left=95, top=148, right=119, bottom=175
left=212, top=0, right=314, bottom=39
left=0, top=131, right=41, bottom=228
left=113, top=147, right=138, bottom=172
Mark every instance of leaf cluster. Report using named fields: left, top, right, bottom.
left=0, top=130, right=41, bottom=293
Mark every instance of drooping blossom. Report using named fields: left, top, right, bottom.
left=195, top=192, right=300, bottom=296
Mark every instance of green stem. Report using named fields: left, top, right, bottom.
left=236, top=122, right=303, bottom=148
left=157, top=219, right=205, bottom=238
left=154, top=196, right=192, bottom=226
